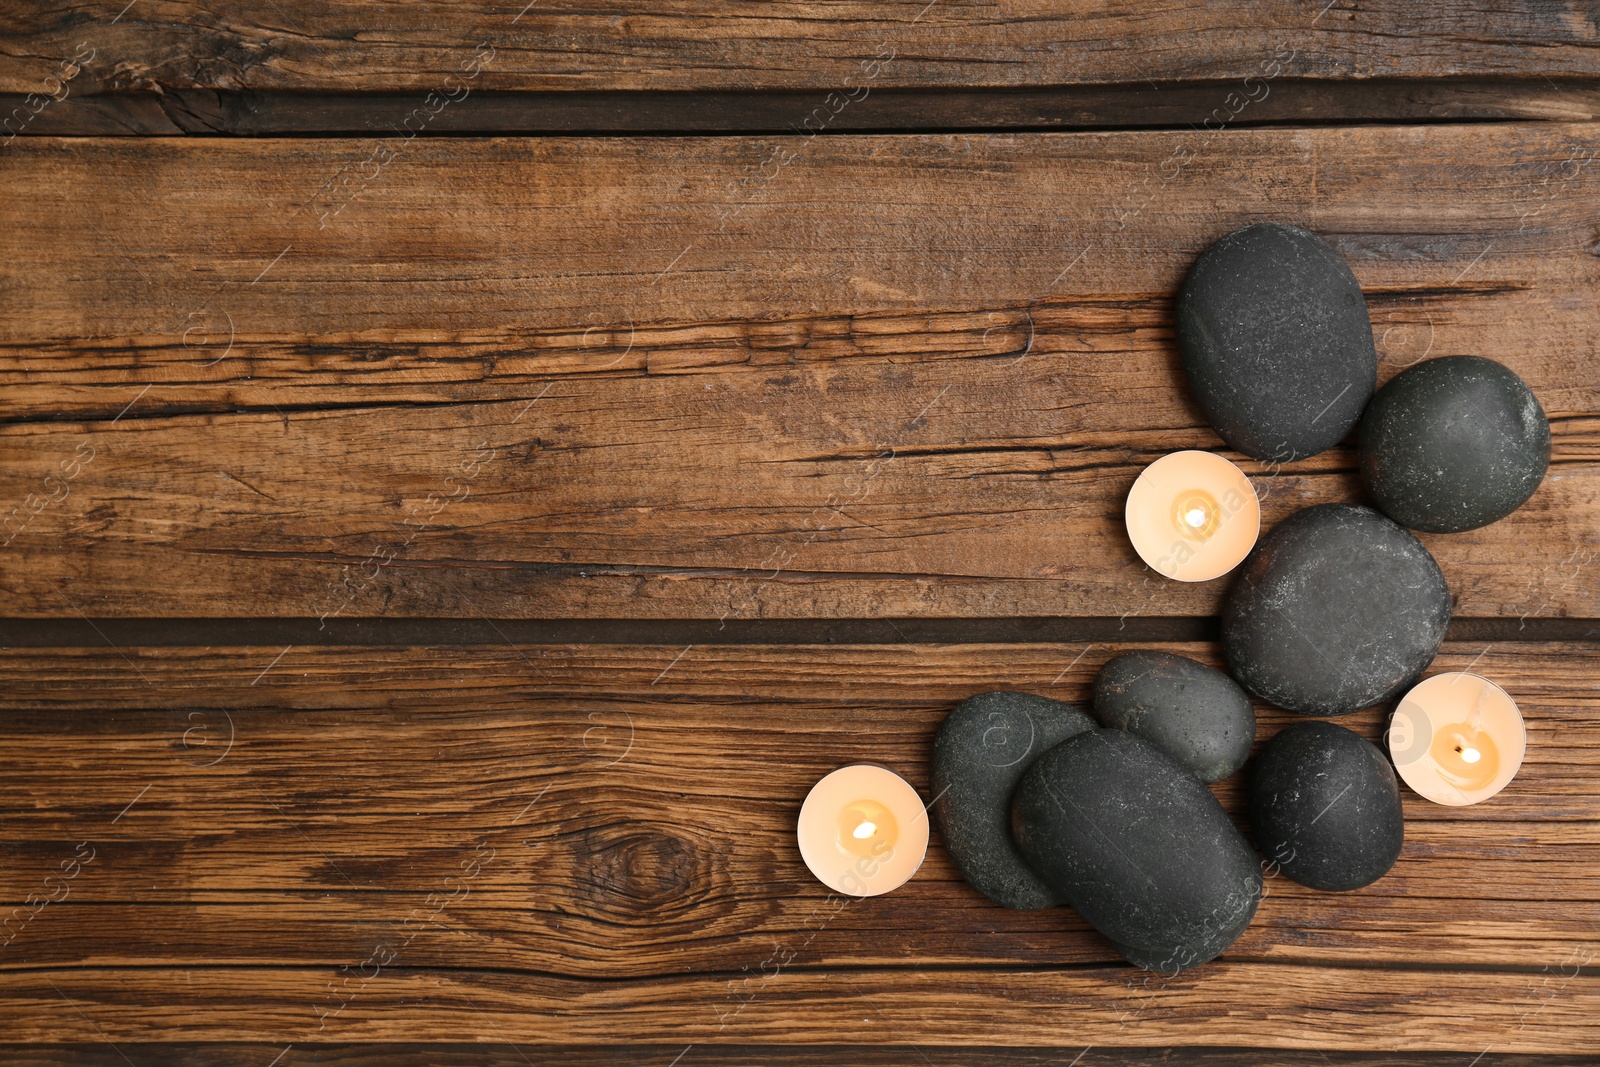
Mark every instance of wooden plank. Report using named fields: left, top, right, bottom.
left=3, top=1047, right=1595, bottom=1067
left=0, top=642, right=1593, bottom=996
left=2, top=384, right=1594, bottom=621
left=2, top=126, right=1597, bottom=619
left=3, top=2, right=1599, bottom=96
left=8, top=127, right=1600, bottom=355
left=2, top=964, right=1596, bottom=1051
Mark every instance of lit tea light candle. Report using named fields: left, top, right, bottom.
left=1387, top=672, right=1526, bottom=806
left=797, top=764, right=928, bottom=896
left=1125, top=450, right=1261, bottom=582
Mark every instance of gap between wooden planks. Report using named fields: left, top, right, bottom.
left=8, top=81, right=1600, bottom=137
left=1, top=125, right=1597, bottom=620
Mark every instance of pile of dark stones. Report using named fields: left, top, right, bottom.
left=932, top=223, right=1550, bottom=972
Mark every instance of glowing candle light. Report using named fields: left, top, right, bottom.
left=1125, top=450, right=1261, bottom=582
left=797, top=764, right=928, bottom=896
left=1387, top=672, right=1526, bottom=806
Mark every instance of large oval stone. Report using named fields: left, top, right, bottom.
left=1093, top=650, right=1255, bottom=783
left=1013, top=729, right=1262, bottom=968
left=931, top=691, right=1096, bottom=909
left=1176, top=223, right=1377, bottom=461
left=1223, top=503, right=1450, bottom=715
left=1250, top=720, right=1404, bottom=891
left=1359, top=356, right=1550, bottom=533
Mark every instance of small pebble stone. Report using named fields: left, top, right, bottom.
left=1250, top=720, right=1404, bottom=891
left=1093, top=650, right=1255, bottom=783
left=931, top=691, right=1096, bottom=909
left=1359, top=356, right=1550, bottom=533
left=1176, top=222, right=1377, bottom=461
left=1223, top=503, right=1450, bottom=715
left=1013, top=729, right=1262, bottom=969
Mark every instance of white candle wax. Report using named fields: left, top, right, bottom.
left=1125, top=450, right=1261, bottom=582
left=1388, top=672, right=1526, bottom=806
left=796, top=764, right=928, bottom=896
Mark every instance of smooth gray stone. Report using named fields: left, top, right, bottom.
left=1250, top=720, right=1404, bottom=891
left=930, top=691, right=1096, bottom=909
left=1223, top=503, right=1450, bottom=715
left=1359, top=356, right=1550, bottom=533
left=1093, top=650, right=1255, bottom=783
left=1176, top=222, right=1377, bottom=461
left=1013, top=729, right=1262, bottom=963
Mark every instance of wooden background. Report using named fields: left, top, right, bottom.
left=2, top=2, right=1598, bottom=1063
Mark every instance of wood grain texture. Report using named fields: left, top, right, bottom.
left=4, top=14, right=1599, bottom=1054
left=3, top=964, right=1599, bottom=1051
left=0, top=641, right=1594, bottom=1053
left=9, top=126, right=1600, bottom=350
left=4, top=1048, right=1596, bottom=1067
left=2, top=1, right=1599, bottom=96
left=2, top=125, right=1598, bottom=620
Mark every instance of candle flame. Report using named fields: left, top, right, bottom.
left=1460, top=747, right=1481, bottom=764
left=852, top=820, right=876, bottom=839
left=1184, top=507, right=1208, bottom=528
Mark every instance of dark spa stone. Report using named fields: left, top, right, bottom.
left=1250, top=720, right=1404, bottom=892
left=1093, top=650, right=1256, bottom=783
left=1359, top=356, right=1550, bottom=534
left=1176, top=222, right=1377, bottom=461
left=1013, top=729, right=1262, bottom=969
left=1107, top=919, right=1250, bottom=974
left=930, top=691, right=1096, bottom=909
left=1222, top=503, right=1450, bottom=716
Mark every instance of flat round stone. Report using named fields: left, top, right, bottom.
left=1250, top=720, right=1404, bottom=891
left=1013, top=729, right=1261, bottom=967
left=1093, top=651, right=1255, bottom=783
left=1176, top=223, right=1377, bottom=461
left=930, top=691, right=1096, bottom=909
left=1222, top=503, right=1450, bottom=715
left=1359, top=356, right=1550, bottom=533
